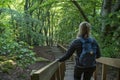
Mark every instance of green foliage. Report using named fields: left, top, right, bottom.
left=98, top=10, right=120, bottom=58
left=9, top=41, right=36, bottom=68
left=0, top=55, right=16, bottom=73
left=0, top=32, right=36, bottom=67
left=0, top=11, right=36, bottom=68
left=0, top=60, right=16, bottom=73
left=53, top=2, right=81, bottom=44
left=99, top=36, right=120, bottom=58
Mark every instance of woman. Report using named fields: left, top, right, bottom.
left=58, top=21, right=101, bottom=80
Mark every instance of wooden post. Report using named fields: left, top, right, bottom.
left=93, top=70, right=97, bottom=80
left=93, top=64, right=98, bottom=80
left=63, top=62, right=66, bottom=71
left=31, top=74, right=39, bottom=80
left=56, top=68, right=61, bottom=80
left=101, top=64, right=107, bottom=80
left=118, top=69, right=120, bottom=80
left=50, top=72, right=56, bottom=80
left=59, top=63, right=62, bottom=80
left=59, top=64, right=62, bottom=80
left=60, top=62, right=66, bottom=80
left=61, top=63, right=64, bottom=80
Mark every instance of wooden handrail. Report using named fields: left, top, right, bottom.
left=57, top=44, right=120, bottom=80
left=96, top=57, right=120, bottom=80
left=96, top=57, right=120, bottom=68
left=31, top=60, right=65, bottom=80
left=57, top=44, right=67, bottom=51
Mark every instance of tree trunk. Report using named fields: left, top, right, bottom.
left=24, top=0, right=32, bottom=45
left=101, top=0, right=120, bottom=37
left=101, top=0, right=112, bottom=37
left=71, top=0, right=89, bottom=22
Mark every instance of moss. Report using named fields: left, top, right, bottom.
left=0, top=60, right=16, bottom=73
left=0, top=56, right=7, bottom=61
left=0, top=67, right=10, bottom=73
left=10, top=56, right=17, bottom=60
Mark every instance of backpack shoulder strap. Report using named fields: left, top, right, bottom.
left=79, top=37, right=85, bottom=43
left=88, top=37, right=96, bottom=43
left=88, top=37, right=97, bottom=49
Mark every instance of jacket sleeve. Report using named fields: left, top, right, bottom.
left=58, top=40, right=76, bottom=62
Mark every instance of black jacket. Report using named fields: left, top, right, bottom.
left=58, top=37, right=101, bottom=67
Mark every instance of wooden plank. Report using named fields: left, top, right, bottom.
left=93, top=64, right=99, bottom=80
left=57, top=44, right=67, bottom=51
left=101, top=64, right=107, bottom=80
left=59, top=62, right=66, bottom=80
left=61, top=63, right=65, bottom=80
left=93, top=70, right=97, bottom=80
left=31, top=60, right=59, bottom=80
left=50, top=73, right=56, bottom=80
left=56, top=68, right=61, bottom=80
left=63, top=62, right=66, bottom=79
left=96, top=57, right=120, bottom=68
left=59, top=64, right=62, bottom=80
left=118, top=69, right=120, bottom=80
left=31, top=73, right=39, bottom=80
left=64, top=61, right=74, bottom=80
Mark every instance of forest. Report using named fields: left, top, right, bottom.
left=0, top=0, right=120, bottom=80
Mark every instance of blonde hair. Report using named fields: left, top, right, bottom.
left=77, top=21, right=91, bottom=38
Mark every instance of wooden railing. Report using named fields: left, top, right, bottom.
left=57, top=44, right=120, bottom=80
left=31, top=60, right=65, bottom=80
left=96, top=57, right=120, bottom=80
